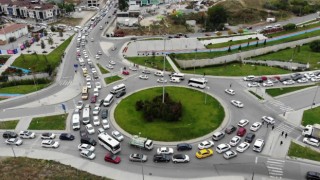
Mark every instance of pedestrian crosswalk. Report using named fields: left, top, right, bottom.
left=266, top=100, right=294, bottom=112
left=274, top=123, right=295, bottom=134
left=266, top=158, right=285, bottom=179
left=58, top=80, right=73, bottom=86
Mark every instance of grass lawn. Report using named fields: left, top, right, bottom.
left=0, top=120, right=19, bottom=129
left=0, top=84, right=49, bottom=94
left=0, top=157, right=109, bottom=180
left=12, top=35, right=73, bottom=72
left=28, top=114, right=67, bottom=130
left=126, top=56, right=173, bottom=71
left=301, top=106, right=320, bottom=126
left=104, top=76, right=122, bottom=84
left=255, top=43, right=320, bottom=70
left=266, top=85, right=315, bottom=97
left=288, top=142, right=320, bottom=162
left=181, top=62, right=290, bottom=76
left=249, top=90, right=264, bottom=100
left=115, top=87, right=225, bottom=141
left=97, top=63, right=109, bottom=74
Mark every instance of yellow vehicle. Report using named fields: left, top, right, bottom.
left=81, top=86, right=89, bottom=100
left=196, top=149, right=213, bottom=159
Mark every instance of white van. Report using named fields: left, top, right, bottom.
left=79, top=58, right=85, bottom=66
left=82, top=106, right=90, bottom=124
left=253, top=139, right=265, bottom=152
left=93, top=88, right=99, bottom=97
left=264, top=26, right=273, bottom=30
left=154, top=71, right=164, bottom=77
left=110, top=83, right=126, bottom=94
left=72, top=112, right=80, bottom=130
left=170, top=77, right=181, bottom=83
left=103, top=94, right=114, bottom=106
left=171, top=73, right=185, bottom=80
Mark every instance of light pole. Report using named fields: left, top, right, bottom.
left=29, top=67, right=37, bottom=90
left=139, top=132, right=144, bottom=180
left=205, top=86, right=210, bottom=104
left=311, top=83, right=320, bottom=108
left=162, top=37, right=167, bottom=103
left=194, top=48, right=197, bottom=75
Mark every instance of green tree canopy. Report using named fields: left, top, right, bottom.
left=206, top=5, right=228, bottom=31
left=118, top=0, right=129, bottom=11
left=310, top=40, right=320, bottom=52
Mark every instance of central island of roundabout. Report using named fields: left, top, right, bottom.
left=114, top=86, right=225, bottom=142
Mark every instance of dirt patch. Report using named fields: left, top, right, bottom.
left=53, top=17, right=83, bottom=27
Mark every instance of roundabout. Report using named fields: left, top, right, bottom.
left=114, top=86, right=225, bottom=141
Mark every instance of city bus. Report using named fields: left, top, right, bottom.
left=98, top=132, right=121, bottom=154
left=81, top=86, right=89, bottom=100
left=188, top=78, right=207, bottom=89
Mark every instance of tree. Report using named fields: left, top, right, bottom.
left=48, top=37, right=54, bottom=46
left=227, top=46, right=231, bottom=52
left=238, top=45, right=242, bottom=51
left=227, top=30, right=233, bottom=36
left=264, top=39, right=267, bottom=46
left=40, top=40, right=45, bottom=49
left=310, top=40, right=320, bottom=52
left=206, top=5, right=228, bottom=31
left=118, top=0, right=129, bottom=11
left=237, top=29, right=244, bottom=34
left=50, top=26, right=56, bottom=32
left=216, top=31, right=222, bottom=36
left=256, top=41, right=259, bottom=47
left=283, top=23, right=296, bottom=31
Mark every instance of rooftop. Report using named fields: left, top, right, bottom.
left=0, top=23, right=27, bottom=34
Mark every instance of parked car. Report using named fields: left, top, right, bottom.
left=236, top=142, right=250, bottom=153
left=303, top=137, right=320, bottom=147
left=216, top=143, right=231, bottom=154
left=86, top=124, right=95, bottom=134
left=223, top=150, right=238, bottom=159
left=101, top=109, right=108, bottom=119
left=102, top=119, right=110, bottom=129
left=157, top=78, right=167, bottom=83
left=116, top=90, right=126, bottom=98
left=247, top=82, right=260, bottom=87
left=19, top=131, right=35, bottom=139
left=250, top=122, right=262, bottom=132
left=177, top=143, right=192, bottom=151
left=93, top=116, right=100, bottom=126
left=212, top=131, right=225, bottom=141
left=245, top=133, right=256, bottom=143
left=5, top=138, right=23, bottom=146
left=157, top=147, right=174, bottom=155
left=3, top=131, right=18, bottom=139
left=306, top=171, right=320, bottom=180
left=229, top=136, right=241, bottom=146
left=282, top=80, right=295, bottom=85
left=198, top=140, right=214, bottom=149
left=225, top=125, right=237, bottom=134
left=153, top=154, right=170, bottom=162
left=41, top=133, right=56, bottom=139
left=172, top=154, right=190, bottom=163
left=41, top=140, right=59, bottom=148
left=129, top=153, right=148, bottom=162
left=237, top=127, right=247, bottom=137
left=238, top=119, right=249, bottom=127
left=78, top=143, right=95, bottom=151
left=80, top=150, right=96, bottom=160
left=104, top=152, right=121, bottom=164
left=112, top=131, right=124, bottom=141
left=142, top=69, right=151, bottom=74
left=59, top=133, right=75, bottom=141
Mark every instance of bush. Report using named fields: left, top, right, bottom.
left=310, top=40, right=320, bottom=52
left=0, top=78, right=51, bottom=88
left=136, top=93, right=182, bottom=122
left=283, top=23, right=296, bottom=31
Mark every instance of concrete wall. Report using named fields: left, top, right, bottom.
left=8, top=73, right=49, bottom=81
left=175, top=36, right=320, bottom=69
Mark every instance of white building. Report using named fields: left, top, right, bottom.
left=0, top=23, right=28, bottom=45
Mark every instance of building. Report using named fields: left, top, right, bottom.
left=0, top=0, right=60, bottom=21
left=0, top=23, right=28, bottom=45
left=87, top=0, right=103, bottom=7
left=129, top=0, right=159, bottom=6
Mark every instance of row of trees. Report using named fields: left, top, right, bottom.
left=263, top=0, right=320, bottom=16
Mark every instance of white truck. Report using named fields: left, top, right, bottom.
left=130, top=135, right=154, bottom=150
left=302, top=124, right=320, bottom=140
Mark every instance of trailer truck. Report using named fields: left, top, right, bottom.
left=130, top=135, right=153, bottom=150
left=302, top=124, right=320, bottom=140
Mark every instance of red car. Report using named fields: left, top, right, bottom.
left=104, top=153, right=121, bottom=164
left=90, top=96, right=97, bottom=103
left=122, top=70, right=129, bottom=75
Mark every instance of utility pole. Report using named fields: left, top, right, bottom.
left=162, top=37, right=167, bottom=104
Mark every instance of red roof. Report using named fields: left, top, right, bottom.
left=0, top=24, right=27, bottom=34
left=0, top=0, right=55, bottom=10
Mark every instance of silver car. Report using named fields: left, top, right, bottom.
left=129, top=153, right=148, bottom=162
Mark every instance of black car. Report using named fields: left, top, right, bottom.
left=279, top=76, right=291, bottom=82
left=116, top=90, right=126, bottom=98
left=101, top=109, right=108, bottom=119
left=96, top=99, right=104, bottom=107
left=177, top=143, right=192, bottom=151
left=225, top=125, right=237, bottom=134
left=3, top=131, right=18, bottom=138
left=81, top=137, right=97, bottom=146
left=153, top=154, right=170, bottom=163
left=245, top=133, right=256, bottom=143
left=59, top=133, right=75, bottom=141
left=80, top=129, right=89, bottom=138
left=306, top=171, right=320, bottom=180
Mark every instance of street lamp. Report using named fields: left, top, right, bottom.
left=311, top=83, right=320, bottom=108
left=194, top=48, right=198, bottom=75
left=138, top=132, right=144, bottom=180
left=162, top=37, right=167, bottom=104
left=205, top=86, right=210, bottom=104
left=29, top=67, right=37, bottom=91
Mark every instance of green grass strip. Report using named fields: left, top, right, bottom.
left=29, top=114, right=67, bottom=130
left=288, top=142, right=320, bottom=162
left=266, top=85, right=315, bottom=97
left=0, top=120, right=19, bottom=129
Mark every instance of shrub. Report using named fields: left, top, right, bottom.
left=0, top=78, right=51, bottom=88
left=310, top=40, right=320, bottom=52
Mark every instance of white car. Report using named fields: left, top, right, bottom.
left=238, top=119, right=249, bottom=127
left=172, top=154, right=190, bottom=163
left=85, top=124, right=95, bottom=134
left=139, top=75, right=148, bottom=80
left=303, top=138, right=320, bottom=147
left=129, top=66, right=138, bottom=71
left=262, top=81, right=274, bottom=87
left=229, top=136, right=241, bottom=147
left=112, top=131, right=124, bottom=141
left=216, top=143, right=231, bottom=154
left=97, top=51, right=102, bottom=55
left=76, top=101, right=84, bottom=109
left=223, top=150, right=238, bottom=159
left=19, top=130, right=35, bottom=139
left=98, top=127, right=105, bottom=134
left=80, top=150, right=96, bottom=160
left=95, top=82, right=102, bottom=89
left=250, top=122, right=262, bottom=132
left=157, top=78, right=167, bottom=83
left=247, top=82, right=260, bottom=87
left=91, top=68, right=97, bottom=74
left=225, top=89, right=235, bottom=95
left=41, top=140, right=59, bottom=148
left=41, top=133, right=56, bottom=140
left=282, top=80, right=295, bottom=85
left=102, top=119, right=110, bottom=129
left=109, top=60, right=116, bottom=65
left=86, top=82, right=92, bottom=89
left=261, top=116, right=275, bottom=124
left=236, top=142, right=250, bottom=153
left=157, top=147, right=174, bottom=155
left=106, top=64, right=114, bottom=69
left=78, top=143, right=95, bottom=151
left=86, top=75, right=91, bottom=81
left=198, top=140, right=214, bottom=149
left=95, top=55, right=100, bottom=59
left=93, top=116, right=100, bottom=126
left=5, top=138, right=23, bottom=146
left=84, top=54, right=89, bottom=59
left=92, top=106, right=100, bottom=115
left=231, top=100, right=244, bottom=108
left=311, top=77, right=320, bottom=82
left=297, top=78, right=308, bottom=83
left=243, top=75, right=255, bottom=81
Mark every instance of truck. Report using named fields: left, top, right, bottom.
left=130, top=135, right=153, bottom=150
left=302, top=124, right=320, bottom=140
